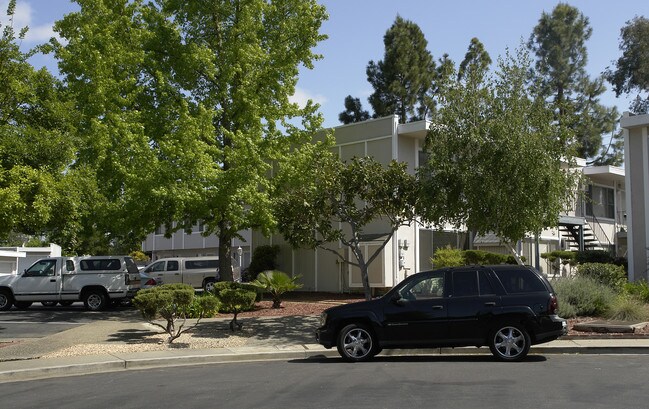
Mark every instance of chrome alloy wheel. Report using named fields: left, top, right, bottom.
left=342, top=327, right=373, bottom=360
left=493, top=326, right=526, bottom=359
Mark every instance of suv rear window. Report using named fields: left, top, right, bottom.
left=494, top=268, right=546, bottom=293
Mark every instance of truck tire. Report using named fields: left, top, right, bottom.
left=0, top=289, right=14, bottom=311
left=83, top=290, right=107, bottom=311
left=14, top=301, right=33, bottom=310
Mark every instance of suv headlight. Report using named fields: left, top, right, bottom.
left=319, top=312, right=328, bottom=327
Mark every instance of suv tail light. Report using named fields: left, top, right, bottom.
left=548, top=294, right=559, bottom=315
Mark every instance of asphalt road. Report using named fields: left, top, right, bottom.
left=0, top=303, right=139, bottom=340
left=1, top=355, right=647, bottom=408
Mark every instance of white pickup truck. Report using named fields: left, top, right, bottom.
left=0, top=256, right=141, bottom=311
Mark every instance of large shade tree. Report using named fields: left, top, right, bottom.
left=418, top=47, right=579, bottom=251
left=366, top=15, right=435, bottom=123
left=528, top=3, right=619, bottom=163
left=0, top=0, right=94, bottom=250
left=274, top=144, right=419, bottom=301
left=605, top=16, right=649, bottom=114
left=52, top=0, right=327, bottom=274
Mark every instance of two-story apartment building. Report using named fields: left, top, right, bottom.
left=143, top=114, right=643, bottom=291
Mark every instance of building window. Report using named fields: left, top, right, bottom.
left=155, top=226, right=165, bottom=235
left=586, top=185, right=615, bottom=219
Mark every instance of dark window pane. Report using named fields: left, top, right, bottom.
left=452, top=271, right=478, bottom=297
left=495, top=269, right=546, bottom=293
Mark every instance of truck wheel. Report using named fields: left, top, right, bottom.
left=14, top=301, right=33, bottom=310
left=83, top=291, right=107, bottom=311
left=203, top=278, right=216, bottom=293
left=0, top=290, right=14, bottom=311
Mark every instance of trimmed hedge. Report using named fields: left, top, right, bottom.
left=576, top=263, right=627, bottom=293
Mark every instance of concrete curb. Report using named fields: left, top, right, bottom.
left=3, top=342, right=649, bottom=383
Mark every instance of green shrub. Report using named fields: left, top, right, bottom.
left=184, top=293, right=221, bottom=319
left=552, top=277, right=616, bottom=317
left=247, top=245, right=281, bottom=279
left=557, top=301, right=578, bottom=319
left=212, top=281, right=257, bottom=331
left=431, top=246, right=464, bottom=268
left=133, top=284, right=212, bottom=343
left=606, top=295, right=649, bottom=321
left=251, top=270, right=302, bottom=308
left=576, top=263, right=627, bottom=292
left=623, top=280, right=649, bottom=303
left=575, top=250, right=614, bottom=265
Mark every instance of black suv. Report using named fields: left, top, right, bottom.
left=316, top=265, right=567, bottom=362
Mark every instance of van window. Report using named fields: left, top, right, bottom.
left=167, top=260, right=179, bottom=271
left=494, top=269, right=546, bottom=293
left=66, top=260, right=75, bottom=272
left=80, top=259, right=122, bottom=271
left=185, top=260, right=218, bottom=269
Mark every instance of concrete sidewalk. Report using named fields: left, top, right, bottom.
left=1, top=316, right=649, bottom=383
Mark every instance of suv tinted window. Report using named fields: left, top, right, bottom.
left=452, top=271, right=478, bottom=297
left=479, top=270, right=495, bottom=295
left=494, top=268, right=546, bottom=293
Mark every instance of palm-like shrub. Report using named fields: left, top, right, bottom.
left=252, top=270, right=303, bottom=308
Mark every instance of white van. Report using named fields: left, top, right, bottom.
left=141, top=257, right=220, bottom=292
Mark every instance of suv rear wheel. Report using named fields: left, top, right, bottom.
left=489, top=323, right=531, bottom=362
left=337, top=323, right=378, bottom=362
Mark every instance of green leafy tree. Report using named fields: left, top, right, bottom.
left=418, top=47, right=579, bottom=249
left=52, top=0, right=327, bottom=268
left=251, top=270, right=302, bottom=308
left=528, top=3, right=619, bottom=161
left=133, top=284, right=219, bottom=343
left=366, top=15, right=435, bottom=123
left=339, top=95, right=370, bottom=124
left=605, top=16, right=649, bottom=114
left=0, top=0, right=89, bottom=249
left=275, top=148, right=419, bottom=301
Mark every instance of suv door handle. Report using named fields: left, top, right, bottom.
left=50, top=279, right=57, bottom=282
left=484, top=302, right=496, bottom=307
left=432, top=305, right=444, bottom=310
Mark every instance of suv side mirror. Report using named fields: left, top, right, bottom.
left=390, top=293, right=406, bottom=306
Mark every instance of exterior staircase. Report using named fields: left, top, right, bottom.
left=558, top=216, right=605, bottom=251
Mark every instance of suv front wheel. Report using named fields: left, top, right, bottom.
left=337, top=323, right=378, bottom=362
left=489, top=323, right=531, bottom=362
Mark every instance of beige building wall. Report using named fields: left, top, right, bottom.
left=622, top=112, right=649, bottom=281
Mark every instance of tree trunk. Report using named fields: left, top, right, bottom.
left=218, top=224, right=233, bottom=281
left=360, top=263, right=372, bottom=301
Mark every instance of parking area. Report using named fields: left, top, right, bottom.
left=0, top=303, right=140, bottom=341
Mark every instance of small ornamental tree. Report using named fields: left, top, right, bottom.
left=132, top=284, right=219, bottom=343
left=252, top=270, right=303, bottom=308
left=212, top=282, right=257, bottom=331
